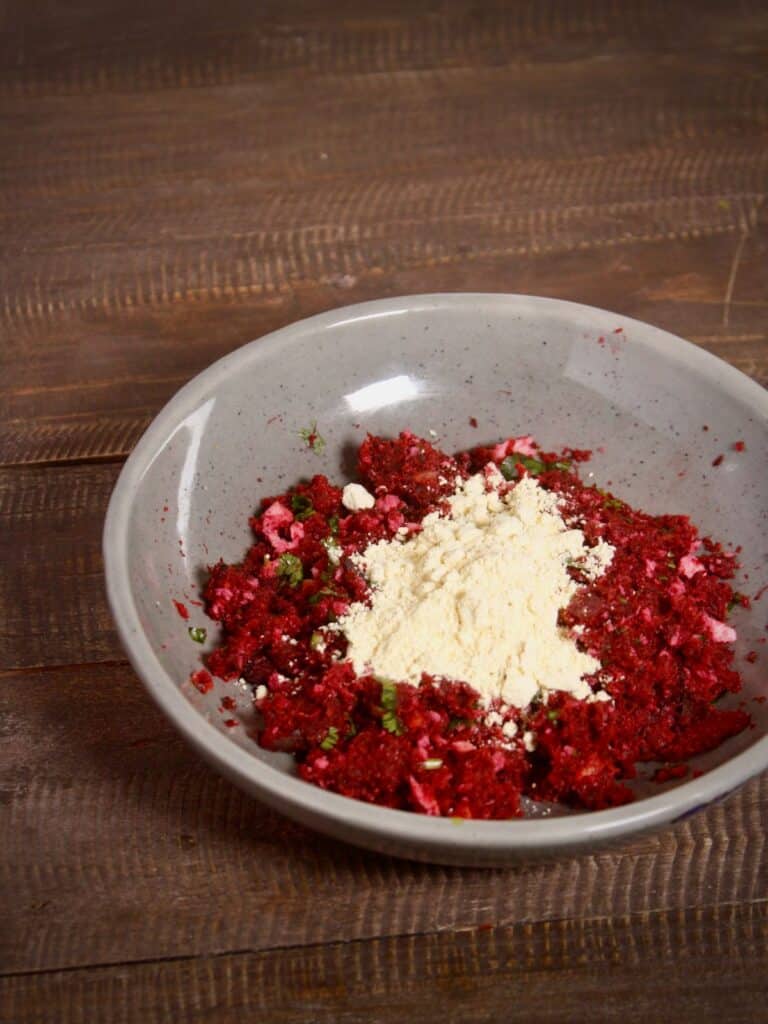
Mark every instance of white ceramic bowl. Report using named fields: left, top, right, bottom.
left=104, top=294, right=768, bottom=865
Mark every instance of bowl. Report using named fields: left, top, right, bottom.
left=104, top=294, right=768, bottom=866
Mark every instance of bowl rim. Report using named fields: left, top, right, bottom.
left=103, top=292, right=768, bottom=854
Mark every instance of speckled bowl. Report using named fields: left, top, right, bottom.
left=104, top=294, right=768, bottom=866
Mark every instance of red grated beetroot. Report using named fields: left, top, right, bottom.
left=190, top=669, right=213, bottom=694
left=198, top=431, right=750, bottom=818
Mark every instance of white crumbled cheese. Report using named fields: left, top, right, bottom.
left=342, top=483, right=376, bottom=511
left=323, top=539, right=343, bottom=564
left=523, top=730, right=537, bottom=752
left=485, top=710, right=504, bottom=729
left=335, top=470, right=614, bottom=710
left=254, top=684, right=268, bottom=700
left=502, top=719, right=518, bottom=739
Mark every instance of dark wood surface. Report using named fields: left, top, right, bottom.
left=1, top=2, right=766, bottom=1020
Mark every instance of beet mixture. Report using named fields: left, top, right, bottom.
left=200, top=432, right=749, bottom=818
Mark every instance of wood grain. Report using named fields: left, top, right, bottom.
left=0, top=463, right=121, bottom=669
left=1, top=0, right=767, bottom=1017
left=1, top=228, right=767, bottom=467
left=2, top=903, right=766, bottom=1024
left=3, top=0, right=767, bottom=98
left=0, top=663, right=766, bottom=976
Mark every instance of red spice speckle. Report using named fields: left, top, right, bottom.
left=712, top=454, right=725, bottom=467
left=173, top=600, right=190, bottom=620
left=702, top=425, right=709, bottom=431
left=613, top=327, right=624, bottom=334
left=224, top=718, right=238, bottom=728
left=221, top=695, right=237, bottom=711
left=469, top=416, right=478, bottom=429
left=745, top=651, right=758, bottom=664
left=732, top=440, right=746, bottom=452
left=191, top=669, right=213, bottom=694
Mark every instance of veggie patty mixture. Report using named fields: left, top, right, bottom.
left=198, top=431, right=750, bottom=818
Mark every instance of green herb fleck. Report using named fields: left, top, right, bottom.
left=604, top=497, right=625, bottom=511
left=379, top=680, right=404, bottom=735
left=448, top=716, right=470, bottom=731
left=327, top=514, right=339, bottom=536
left=188, top=626, right=207, bottom=644
left=299, top=422, right=326, bottom=455
left=276, top=552, right=303, bottom=587
left=310, top=631, right=324, bottom=650
left=727, top=593, right=746, bottom=614
left=500, top=454, right=548, bottom=480
left=421, top=758, right=443, bottom=770
left=290, top=493, right=315, bottom=520
left=546, top=709, right=560, bottom=722
left=320, top=726, right=339, bottom=751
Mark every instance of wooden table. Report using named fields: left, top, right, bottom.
left=1, top=2, right=766, bottom=1020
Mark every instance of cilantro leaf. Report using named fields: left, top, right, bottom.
left=448, top=716, right=470, bottom=731
left=499, top=454, right=548, bottom=480
left=290, top=493, right=315, bottom=520
left=188, top=626, right=207, bottom=643
left=378, top=679, right=404, bottom=735
left=299, top=422, right=326, bottom=455
left=276, top=552, right=303, bottom=587
left=320, top=726, right=339, bottom=751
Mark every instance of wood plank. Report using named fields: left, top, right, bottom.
left=0, top=663, right=766, bottom=975
left=2, top=0, right=766, bottom=98
left=1, top=902, right=766, bottom=1023
left=2, top=68, right=766, bottom=327
left=1, top=228, right=767, bottom=467
left=0, top=463, right=122, bottom=669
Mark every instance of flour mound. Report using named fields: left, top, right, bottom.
left=334, top=468, right=614, bottom=708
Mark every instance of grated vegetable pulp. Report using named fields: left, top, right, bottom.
left=200, top=432, right=750, bottom=818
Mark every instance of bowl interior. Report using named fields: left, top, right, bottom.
left=122, top=294, right=768, bottom=810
